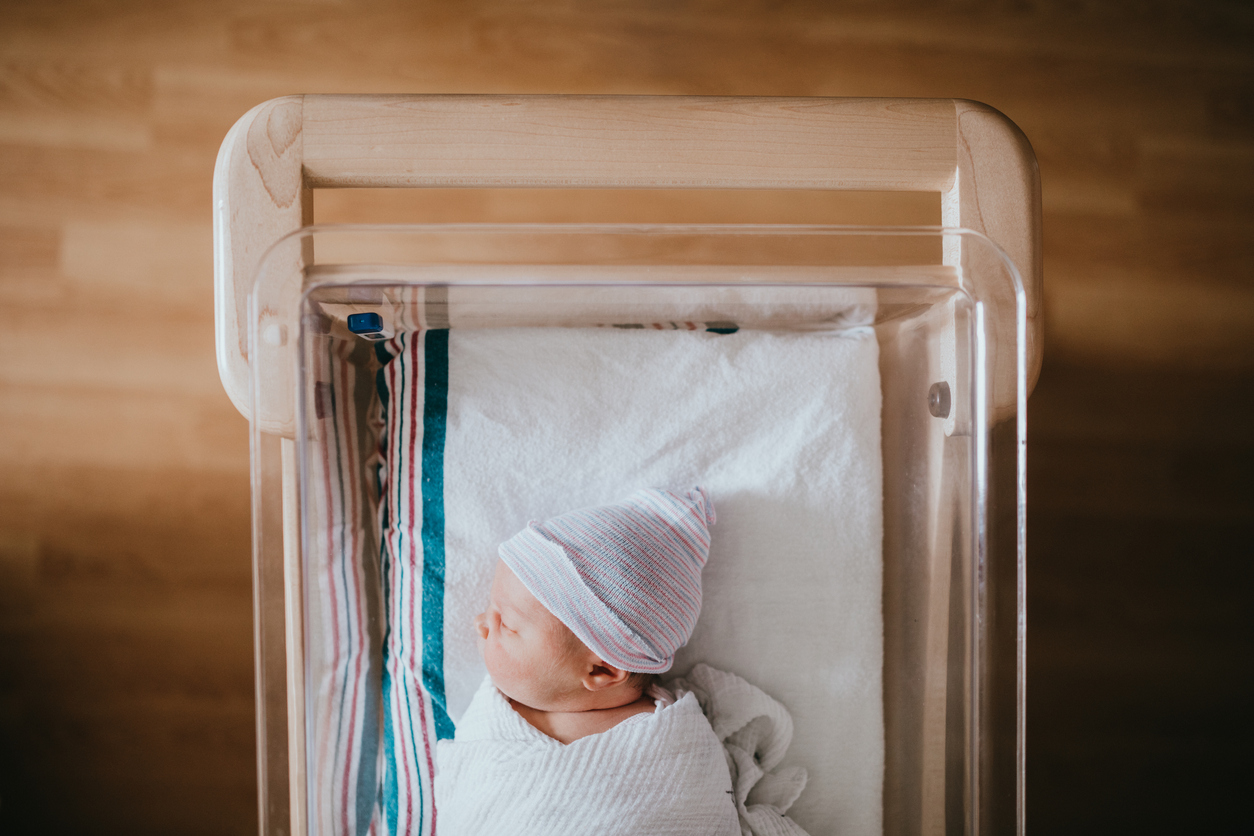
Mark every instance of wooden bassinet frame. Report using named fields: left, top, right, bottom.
left=213, top=96, right=1040, bottom=836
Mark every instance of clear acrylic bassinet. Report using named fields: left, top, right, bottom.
left=214, top=96, right=1040, bottom=836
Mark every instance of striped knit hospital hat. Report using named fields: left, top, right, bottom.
left=498, top=486, right=716, bottom=674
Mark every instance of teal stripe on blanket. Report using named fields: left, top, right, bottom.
left=381, top=667, right=399, bottom=834
left=380, top=335, right=430, bottom=835
left=421, top=329, right=454, bottom=740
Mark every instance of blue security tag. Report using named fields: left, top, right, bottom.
left=347, top=312, right=385, bottom=334
left=347, top=312, right=394, bottom=340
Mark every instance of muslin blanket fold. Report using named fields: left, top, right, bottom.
left=670, top=664, right=812, bottom=836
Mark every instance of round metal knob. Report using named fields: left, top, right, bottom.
left=928, top=381, right=951, bottom=419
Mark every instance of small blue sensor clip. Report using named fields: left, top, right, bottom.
left=347, top=312, right=391, bottom=341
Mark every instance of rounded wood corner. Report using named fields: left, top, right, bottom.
left=950, top=99, right=1044, bottom=409
left=214, top=96, right=308, bottom=433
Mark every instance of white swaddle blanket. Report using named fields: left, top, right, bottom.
left=436, top=675, right=739, bottom=836
left=436, top=665, right=810, bottom=836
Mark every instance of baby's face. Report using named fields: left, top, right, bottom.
left=474, top=560, right=590, bottom=711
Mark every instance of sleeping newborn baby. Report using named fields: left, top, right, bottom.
left=435, top=487, right=742, bottom=836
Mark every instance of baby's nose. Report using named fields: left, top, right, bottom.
left=473, top=611, right=488, bottom=639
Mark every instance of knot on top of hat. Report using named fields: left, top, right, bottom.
left=498, top=486, right=715, bottom=673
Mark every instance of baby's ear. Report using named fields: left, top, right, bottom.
left=582, top=661, right=631, bottom=692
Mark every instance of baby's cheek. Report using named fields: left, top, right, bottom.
left=482, top=637, right=522, bottom=687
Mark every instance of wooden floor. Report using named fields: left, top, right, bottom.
left=1, top=1, right=1251, bottom=833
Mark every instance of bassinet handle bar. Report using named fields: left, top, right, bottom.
left=214, top=95, right=1040, bottom=435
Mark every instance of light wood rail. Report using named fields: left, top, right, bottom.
left=214, top=95, right=1041, bottom=435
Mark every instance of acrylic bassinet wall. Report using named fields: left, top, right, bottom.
left=212, top=96, right=1042, bottom=836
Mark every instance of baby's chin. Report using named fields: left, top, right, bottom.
left=481, top=658, right=529, bottom=704
left=488, top=674, right=546, bottom=710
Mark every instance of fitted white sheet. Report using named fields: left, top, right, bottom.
left=433, top=316, right=884, bottom=836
